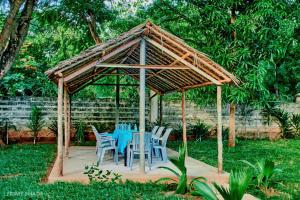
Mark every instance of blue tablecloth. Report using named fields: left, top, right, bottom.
left=107, top=129, right=137, bottom=154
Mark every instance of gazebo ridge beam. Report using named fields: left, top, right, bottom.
left=96, top=63, right=190, bottom=70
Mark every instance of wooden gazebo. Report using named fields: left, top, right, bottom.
left=45, top=21, right=239, bottom=176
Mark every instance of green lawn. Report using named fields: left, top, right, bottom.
left=0, top=144, right=180, bottom=200
left=168, top=139, right=300, bottom=199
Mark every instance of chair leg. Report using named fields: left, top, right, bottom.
left=162, top=148, right=168, bottom=162
left=97, top=148, right=102, bottom=165
left=130, top=152, right=134, bottom=170
left=114, top=149, right=118, bottom=165
left=148, top=152, right=151, bottom=170
left=155, top=149, right=159, bottom=158
left=100, top=149, right=106, bottom=165
left=126, top=146, right=130, bottom=167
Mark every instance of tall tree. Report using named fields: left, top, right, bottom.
left=0, top=0, right=37, bottom=79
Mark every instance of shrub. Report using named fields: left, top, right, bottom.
left=241, top=159, right=282, bottom=189
left=211, top=125, right=230, bottom=141
left=172, top=122, right=183, bottom=140
left=74, top=120, right=87, bottom=144
left=84, top=164, right=122, bottom=183
left=157, top=144, right=209, bottom=195
left=190, top=120, right=211, bottom=141
left=261, top=106, right=294, bottom=139
left=0, top=118, right=16, bottom=145
left=92, top=122, right=114, bottom=133
left=290, top=114, right=300, bottom=136
left=191, top=169, right=251, bottom=200
left=27, top=105, right=45, bottom=144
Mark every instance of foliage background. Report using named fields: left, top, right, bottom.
left=0, top=0, right=299, bottom=107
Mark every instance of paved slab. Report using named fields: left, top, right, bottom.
left=48, top=146, right=256, bottom=200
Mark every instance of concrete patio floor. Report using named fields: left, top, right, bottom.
left=48, top=146, right=256, bottom=200
left=48, top=146, right=228, bottom=184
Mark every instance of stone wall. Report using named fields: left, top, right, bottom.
left=0, top=96, right=299, bottom=141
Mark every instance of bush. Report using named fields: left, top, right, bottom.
left=190, top=120, right=211, bottom=141
left=172, top=122, right=183, bottom=140
left=261, top=106, right=296, bottom=139
left=0, top=118, right=16, bottom=145
left=290, top=114, right=300, bottom=137
left=74, top=120, right=87, bottom=144
left=92, top=122, right=115, bottom=133
left=27, top=105, right=45, bottom=144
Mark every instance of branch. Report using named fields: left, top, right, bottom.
left=0, top=0, right=37, bottom=79
left=0, top=0, right=25, bottom=57
left=85, top=9, right=102, bottom=44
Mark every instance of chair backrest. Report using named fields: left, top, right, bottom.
left=91, top=125, right=102, bottom=142
left=91, top=125, right=98, bottom=134
left=116, top=123, right=131, bottom=131
left=161, top=128, right=173, bottom=146
left=131, top=132, right=151, bottom=152
left=155, top=127, right=165, bottom=138
left=151, top=126, right=159, bottom=135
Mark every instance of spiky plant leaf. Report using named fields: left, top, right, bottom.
left=190, top=179, right=217, bottom=200
left=213, top=169, right=251, bottom=200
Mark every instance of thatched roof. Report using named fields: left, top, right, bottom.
left=45, top=21, right=239, bottom=94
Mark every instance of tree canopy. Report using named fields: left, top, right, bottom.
left=0, top=0, right=299, bottom=106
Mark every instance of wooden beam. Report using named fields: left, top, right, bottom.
left=115, top=69, right=120, bottom=126
left=139, top=39, right=146, bottom=174
left=144, top=38, right=221, bottom=85
left=159, top=95, right=163, bottom=125
left=148, top=25, right=231, bottom=81
left=64, top=38, right=141, bottom=83
left=96, top=63, right=190, bottom=70
left=57, top=78, right=64, bottom=176
left=150, top=90, right=158, bottom=123
left=182, top=90, right=187, bottom=155
left=64, top=86, right=69, bottom=157
left=217, top=85, right=223, bottom=173
left=70, top=68, right=115, bottom=94
left=91, top=83, right=139, bottom=86
left=68, top=95, right=71, bottom=156
left=118, top=68, right=163, bottom=95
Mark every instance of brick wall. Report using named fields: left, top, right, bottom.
left=0, top=96, right=299, bottom=140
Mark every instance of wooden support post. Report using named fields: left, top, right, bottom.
left=139, top=39, right=146, bottom=174
left=228, top=103, right=236, bottom=147
left=217, top=85, right=223, bottom=173
left=57, top=78, right=64, bottom=176
left=115, top=69, right=120, bottom=126
left=68, top=95, right=71, bottom=153
left=64, top=86, right=69, bottom=157
left=150, top=90, right=158, bottom=123
left=159, top=95, right=163, bottom=125
left=182, top=90, right=187, bottom=155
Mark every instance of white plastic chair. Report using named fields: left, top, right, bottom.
left=152, top=128, right=172, bottom=162
left=91, top=125, right=118, bottom=165
left=151, top=126, right=159, bottom=135
left=128, top=132, right=152, bottom=170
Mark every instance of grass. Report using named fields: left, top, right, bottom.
left=0, top=144, right=181, bottom=200
left=168, top=139, right=300, bottom=199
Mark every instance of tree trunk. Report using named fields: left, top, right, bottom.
left=0, top=0, right=24, bottom=56
left=85, top=10, right=102, bottom=44
left=228, top=103, right=236, bottom=147
left=228, top=7, right=237, bottom=147
left=0, top=0, right=36, bottom=79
